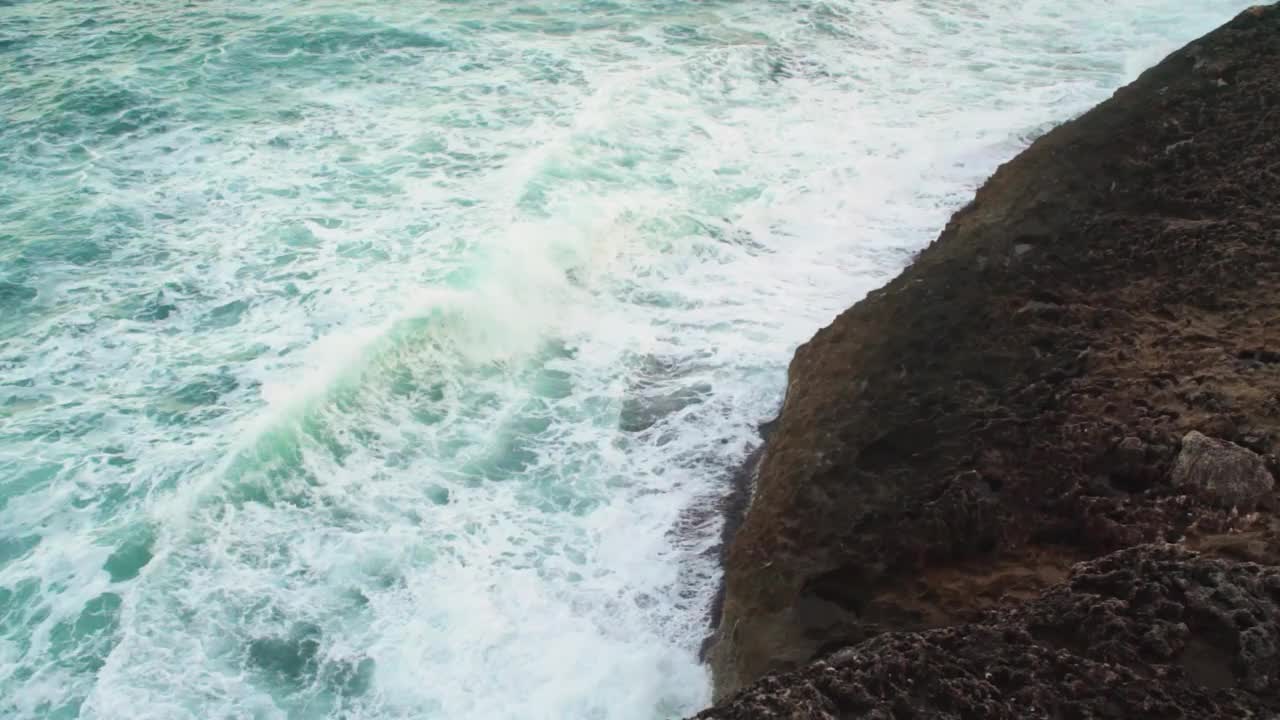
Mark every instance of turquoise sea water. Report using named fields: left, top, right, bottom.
left=0, top=1, right=1255, bottom=718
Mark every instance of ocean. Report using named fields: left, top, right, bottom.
left=0, top=1, right=1253, bottom=718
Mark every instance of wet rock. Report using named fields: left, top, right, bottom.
left=1172, top=431, right=1274, bottom=510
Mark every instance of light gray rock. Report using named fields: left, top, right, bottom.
left=1171, top=431, right=1274, bottom=510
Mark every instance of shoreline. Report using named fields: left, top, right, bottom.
left=693, top=5, right=1280, bottom=717
left=698, top=415, right=776, bottom=661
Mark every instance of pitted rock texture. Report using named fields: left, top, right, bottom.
left=701, top=3, right=1280, bottom=711
left=696, top=546, right=1280, bottom=719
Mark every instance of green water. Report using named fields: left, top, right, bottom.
left=0, top=1, right=1254, bottom=718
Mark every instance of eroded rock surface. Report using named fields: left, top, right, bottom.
left=700, top=4, right=1280, bottom=716
left=1172, top=430, right=1274, bottom=510
left=698, top=546, right=1280, bottom=719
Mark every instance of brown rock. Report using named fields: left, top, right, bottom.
left=697, top=546, right=1280, bottom=719
left=700, top=2, right=1280, bottom=711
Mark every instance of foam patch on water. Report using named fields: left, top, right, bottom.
left=0, top=1, right=1257, bottom=718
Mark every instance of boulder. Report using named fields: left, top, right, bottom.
left=1172, top=431, right=1274, bottom=510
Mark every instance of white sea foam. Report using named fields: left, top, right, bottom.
left=0, top=1, right=1256, bottom=718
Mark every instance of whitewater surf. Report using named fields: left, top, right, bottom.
left=0, top=2, right=1254, bottom=718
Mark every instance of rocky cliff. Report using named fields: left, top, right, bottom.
left=699, top=5, right=1280, bottom=717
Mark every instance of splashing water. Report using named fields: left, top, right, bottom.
left=0, top=1, right=1254, bottom=718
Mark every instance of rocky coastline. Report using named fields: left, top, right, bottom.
left=695, top=5, right=1280, bottom=717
